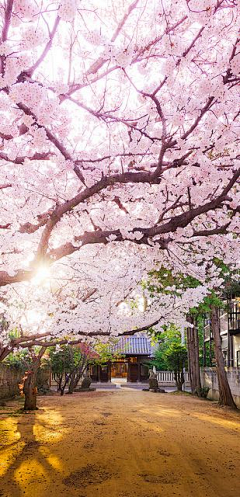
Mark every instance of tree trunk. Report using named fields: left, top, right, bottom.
left=68, top=371, right=76, bottom=394
left=59, top=373, right=70, bottom=395
left=23, top=346, right=46, bottom=410
left=60, top=381, right=66, bottom=395
left=68, top=358, right=88, bottom=394
left=23, top=370, right=38, bottom=410
left=174, top=370, right=184, bottom=391
left=57, top=374, right=63, bottom=392
left=187, top=318, right=201, bottom=396
left=73, top=364, right=88, bottom=390
left=210, top=305, right=237, bottom=409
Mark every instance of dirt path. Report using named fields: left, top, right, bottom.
left=0, top=390, right=240, bottom=497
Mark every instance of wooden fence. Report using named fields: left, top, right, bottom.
left=156, top=370, right=190, bottom=386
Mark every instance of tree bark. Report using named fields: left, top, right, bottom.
left=23, top=346, right=46, bottom=410
left=68, top=368, right=83, bottom=393
left=68, top=371, right=76, bottom=394
left=68, top=356, right=88, bottom=394
left=187, top=318, right=201, bottom=395
left=210, top=305, right=237, bottom=409
left=174, top=370, right=184, bottom=391
left=59, top=374, right=69, bottom=395
left=23, top=369, right=38, bottom=410
left=0, top=346, right=11, bottom=362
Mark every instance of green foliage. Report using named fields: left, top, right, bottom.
left=7, top=327, right=20, bottom=340
left=48, top=344, right=94, bottom=394
left=0, top=322, right=21, bottom=341
left=49, top=345, right=80, bottom=376
left=205, top=258, right=240, bottom=296
left=5, top=347, right=50, bottom=373
left=190, top=291, right=224, bottom=316
left=146, top=261, right=239, bottom=317
left=152, top=347, right=169, bottom=371
left=93, top=339, right=124, bottom=366
left=165, top=344, right=188, bottom=373
left=151, top=325, right=187, bottom=371
left=195, top=314, right=213, bottom=367
left=199, top=386, right=210, bottom=398
left=4, top=349, right=30, bottom=371
left=146, top=261, right=239, bottom=374
left=145, top=266, right=201, bottom=298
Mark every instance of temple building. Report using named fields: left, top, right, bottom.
left=89, top=336, right=156, bottom=383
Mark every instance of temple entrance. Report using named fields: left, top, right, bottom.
left=128, top=362, right=149, bottom=382
left=89, top=358, right=149, bottom=383
left=111, top=360, right=128, bottom=378
left=89, top=363, right=111, bottom=382
left=128, top=363, right=139, bottom=382
left=99, top=364, right=109, bottom=382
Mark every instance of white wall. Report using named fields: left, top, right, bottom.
left=201, top=367, right=240, bottom=408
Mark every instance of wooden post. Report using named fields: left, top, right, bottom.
left=229, top=334, right=233, bottom=367
left=209, top=335, right=212, bottom=366
left=137, top=361, right=141, bottom=382
left=97, top=365, right=100, bottom=382
left=203, top=326, right=206, bottom=367
left=108, top=361, right=111, bottom=382
left=227, top=331, right=230, bottom=367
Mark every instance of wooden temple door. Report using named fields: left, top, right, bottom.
left=100, top=364, right=110, bottom=382
left=140, top=364, right=149, bottom=381
left=128, top=363, right=139, bottom=382
left=89, top=365, right=98, bottom=382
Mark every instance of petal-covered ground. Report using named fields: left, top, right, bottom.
left=0, top=390, right=240, bottom=497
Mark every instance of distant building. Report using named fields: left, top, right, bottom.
left=89, top=335, right=156, bottom=382
left=204, top=296, right=240, bottom=367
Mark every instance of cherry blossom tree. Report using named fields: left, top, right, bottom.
left=0, top=0, right=239, bottom=348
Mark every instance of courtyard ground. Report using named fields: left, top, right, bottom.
left=0, top=389, right=240, bottom=497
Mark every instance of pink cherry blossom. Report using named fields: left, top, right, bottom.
left=0, top=0, right=239, bottom=348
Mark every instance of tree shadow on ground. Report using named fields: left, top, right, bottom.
left=0, top=411, right=63, bottom=496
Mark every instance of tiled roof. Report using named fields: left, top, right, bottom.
left=111, top=336, right=155, bottom=356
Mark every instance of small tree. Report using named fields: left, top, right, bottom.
left=151, top=325, right=188, bottom=391
left=49, top=343, right=95, bottom=395
left=67, top=344, right=94, bottom=394
left=151, top=325, right=182, bottom=371
left=165, top=344, right=188, bottom=392
left=145, top=267, right=204, bottom=394
left=49, top=346, right=75, bottom=395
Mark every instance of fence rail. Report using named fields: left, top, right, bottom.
left=156, top=370, right=190, bottom=385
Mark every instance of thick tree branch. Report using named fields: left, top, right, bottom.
left=0, top=151, right=54, bottom=165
